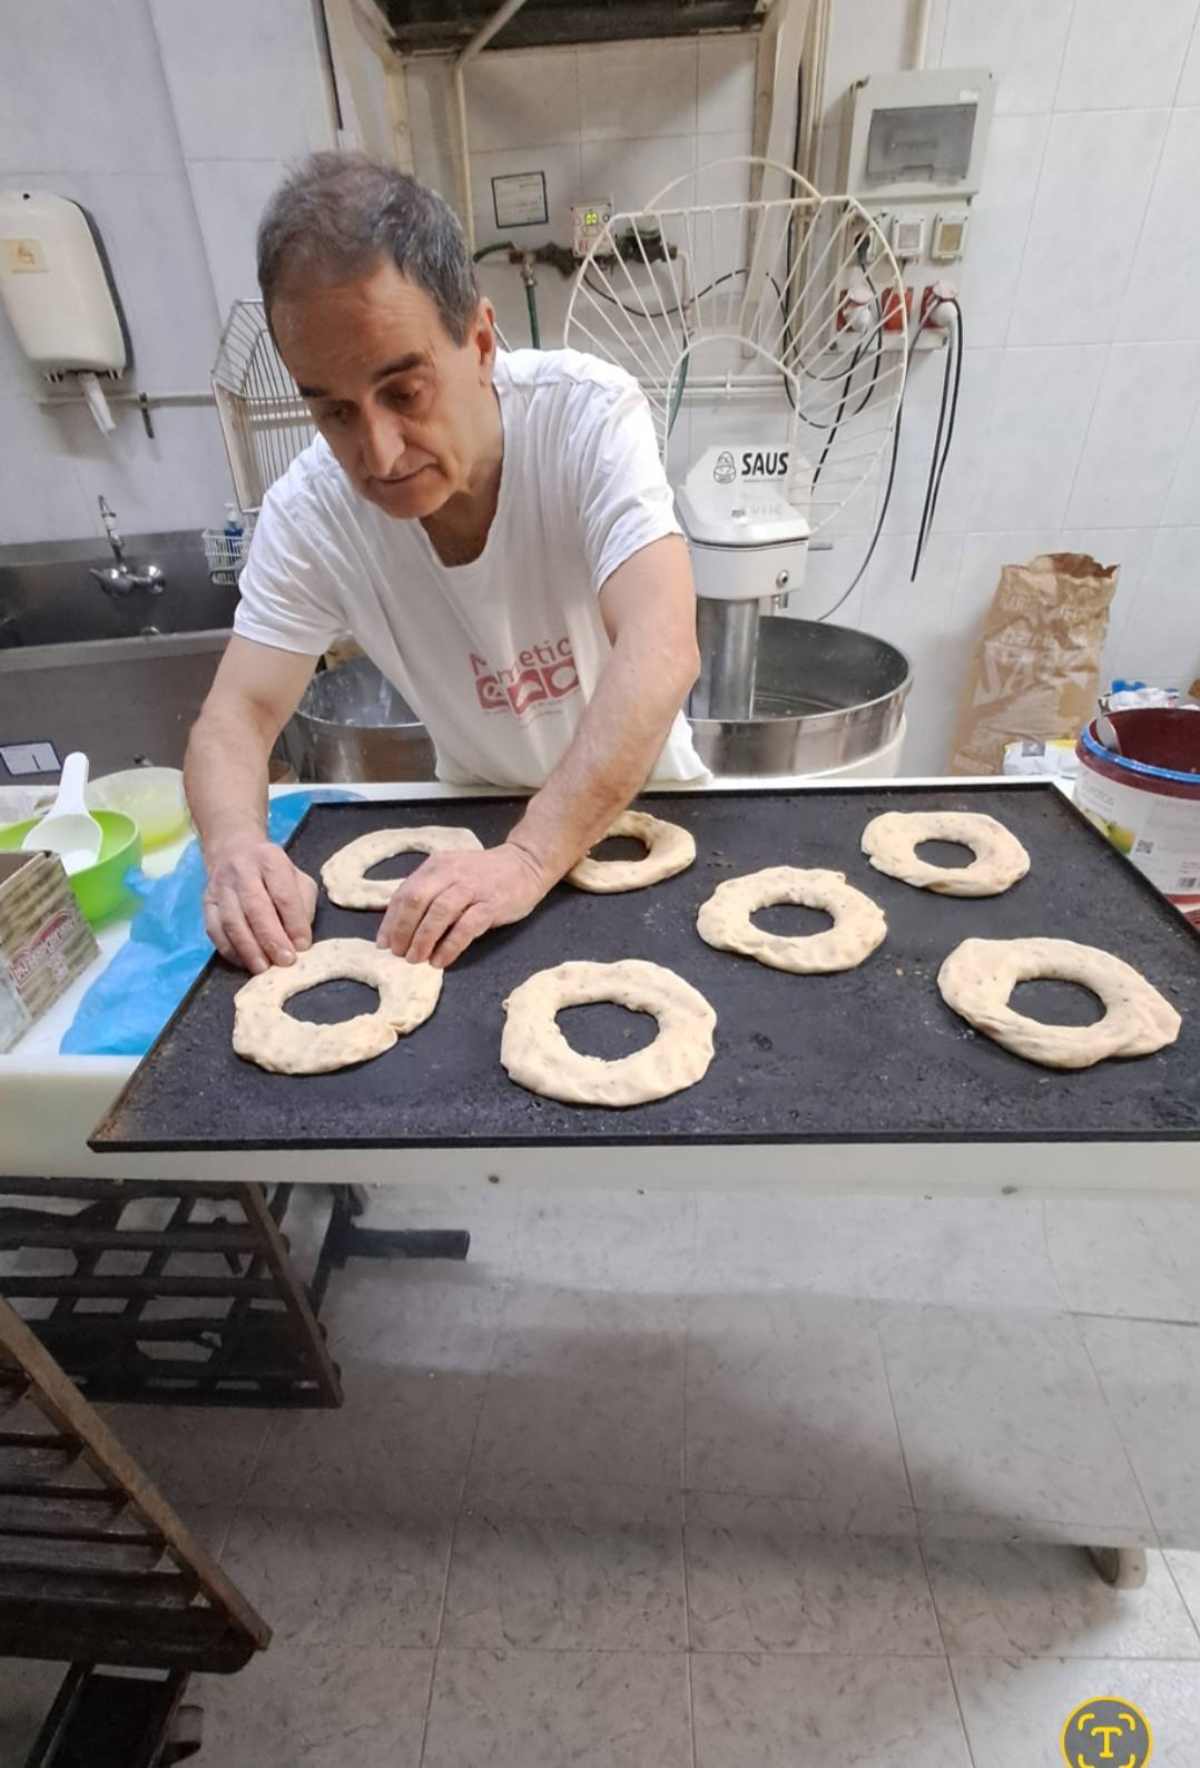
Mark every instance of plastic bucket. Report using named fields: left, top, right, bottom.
left=1076, top=708, right=1200, bottom=928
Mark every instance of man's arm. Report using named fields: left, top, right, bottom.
left=185, top=635, right=320, bottom=973
left=378, top=534, right=700, bottom=967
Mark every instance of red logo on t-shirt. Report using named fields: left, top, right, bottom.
left=470, top=639, right=580, bottom=718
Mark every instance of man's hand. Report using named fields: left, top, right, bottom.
left=377, top=842, right=550, bottom=968
left=202, top=836, right=319, bottom=974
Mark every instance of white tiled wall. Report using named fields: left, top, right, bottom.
left=0, top=0, right=230, bottom=544
left=3, top=1, right=1199, bottom=779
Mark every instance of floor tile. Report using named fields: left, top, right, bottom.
left=1044, top=1198, right=1200, bottom=1322
left=322, top=1256, right=506, bottom=1377
left=0, top=1658, right=67, bottom=1764
left=199, top=1643, right=432, bottom=1768
left=693, top=1193, right=1064, bottom=1310
left=250, top=1366, right=484, bottom=1514
left=515, top=1184, right=698, bottom=1293
left=1165, top=1549, right=1200, bottom=1632
left=952, top=1656, right=1200, bottom=1767
left=471, top=1288, right=686, bottom=1488
left=97, top=1401, right=273, bottom=1515
left=1081, top=1317, right=1200, bottom=1549
left=422, top=1647, right=692, bottom=1768
left=445, top=1476, right=685, bottom=1649
left=691, top=1652, right=971, bottom=1767
left=685, top=1295, right=912, bottom=1524
left=685, top=1494, right=940, bottom=1655
left=220, top=1501, right=454, bottom=1649
left=880, top=1306, right=1151, bottom=1534
left=926, top=1538, right=1200, bottom=1658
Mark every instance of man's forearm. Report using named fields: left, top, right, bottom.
left=508, top=635, right=696, bottom=882
left=184, top=705, right=273, bottom=857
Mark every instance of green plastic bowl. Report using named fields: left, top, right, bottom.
left=0, top=810, right=143, bottom=927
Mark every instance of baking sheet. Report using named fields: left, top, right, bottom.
left=90, top=784, right=1200, bottom=1152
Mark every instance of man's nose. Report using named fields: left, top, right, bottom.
left=360, top=409, right=404, bottom=479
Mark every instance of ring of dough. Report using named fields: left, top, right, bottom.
left=501, top=958, right=716, bottom=1106
left=233, top=937, right=443, bottom=1074
left=321, top=826, right=483, bottom=909
left=697, top=866, right=887, bottom=973
left=567, top=810, right=696, bottom=893
left=862, top=811, right=1030, bottom=897
left=937, top=936, right=1181, bottom=1070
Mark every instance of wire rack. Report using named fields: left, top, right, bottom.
left=563, top=158, right=907, bottom=537
left=201, top=514, right=256, bottom=586
left=211, top=300, right=316, bottom=515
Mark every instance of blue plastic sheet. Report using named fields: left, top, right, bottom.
left=61, top=790, right=360, bottom=1056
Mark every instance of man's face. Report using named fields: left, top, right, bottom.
left=272, top=259, right=496, bottom=520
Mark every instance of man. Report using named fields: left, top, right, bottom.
left=186, top=153, right=704, bottom=974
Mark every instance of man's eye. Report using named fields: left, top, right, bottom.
left=387, top=384, right=422, bottom=409
left=323, top=405, right=353, bottom=425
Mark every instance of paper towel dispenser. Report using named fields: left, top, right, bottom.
left=0, top=190, right=132, bottom=430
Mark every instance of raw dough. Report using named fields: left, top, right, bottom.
left=862, top=810, right=1030, bottom=897
left=697, top=866, right=887, bottom=973
left=322, top=825, right=483, bottom=909
left=501, top=958, right=716, bottom=1106
left=567, top=809, right=696, bottom=893
left=938, top=935, right=1181, bottom=1070
left=232, top=937, right=442, bottom=1074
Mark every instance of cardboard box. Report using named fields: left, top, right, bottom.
left=0, top=850, right=98, bottom=1051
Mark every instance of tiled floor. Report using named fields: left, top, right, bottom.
left=5, top=1179, right=1200, bottom=1767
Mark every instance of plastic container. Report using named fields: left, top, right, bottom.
left=1076, top=707, right=1200, bottom=928
left=0, top=810, right=142, bottom=927
left=86, top=766, right=189, bottom=850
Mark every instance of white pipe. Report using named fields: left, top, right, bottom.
left=912, top=0, right=934, bottom=67
left=453, top=0, right=533, bottom=255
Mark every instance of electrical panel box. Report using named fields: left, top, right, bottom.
left=845, top=68, right=994, bottom=202
left=572, top=201, right=612, bottom=260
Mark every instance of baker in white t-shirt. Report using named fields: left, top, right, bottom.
left=186, top=153, right=704, bottom=975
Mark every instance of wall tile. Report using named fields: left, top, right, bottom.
left=464, top=48, right=581, bottom=154
left=822, top=0, right=916, bottom=120
left=580, top=134, right=694, bottom=217
left=56, top=401, right=233, bottom=535
left=1178, top=14, right=1200, bottom=103
left=471, top=142, right=582, bottom=255
left=941, top=0, right=1076, bottom=116
left=970, top=344, right=1107, bottom=531
left=1, top=0, right=181, bottom=176
left=1117, top=108, right=1200, bottom=343
left=1067, top=342, right=1200, bottom=529
left=955, top=528, right=1066, bottom=631
left=956, top=114, right=1050, bottom=349
left=147, top=0, right=334, bottom=163
left=859, top=532, right=968, bottom=773
left=697, top=33, right=759, bottom=137
left=1111, top=525, right=1200, bottom=686
left=1163, top=410, right=1200, bottom=526
left=0, top=397, right=94, bottom=544
left=405, top=57, right=459, bottom=204
left=1009, top=109, right=1169, bottom=346
left=580, top=39, right=698, bottom=143
left=1060, top=0, right=1200, bottom=110
left=883, top=345, right=1004, bottom=537
left=187, top=159, right=290, bottom=320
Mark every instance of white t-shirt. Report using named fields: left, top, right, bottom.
left=235, top=348, right=705, bottom=788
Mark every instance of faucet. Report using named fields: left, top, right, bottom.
left=89, top=495, right=166, bottom=597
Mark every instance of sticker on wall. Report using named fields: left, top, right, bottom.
left=0, top=741, right=61, bottom=777
left=491, top=171, right=549, bottom=229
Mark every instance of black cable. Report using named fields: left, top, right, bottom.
left=814, top=390, right=906, bottom=623
left=923, top=297, right=963, bottom=544
left=811, top=339, right=865, bottom=490
left=582, top=264, right=746, bottom=322
left=910, top=298, right=962, bottom=580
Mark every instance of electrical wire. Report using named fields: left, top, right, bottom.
left=581, top=264, right=747, bottom=322
left=814, top=393, right=906, bottom=624
left=910, top=297, right=963, bottom=581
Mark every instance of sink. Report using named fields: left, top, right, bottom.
left=0, top=531, right=237, bottom=786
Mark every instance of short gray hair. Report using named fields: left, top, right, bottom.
left=257, top=152, right=479, bottom=344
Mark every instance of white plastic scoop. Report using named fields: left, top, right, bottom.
left=21, top=752, right=103, bottom=876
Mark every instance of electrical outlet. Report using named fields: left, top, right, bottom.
left=571, top=202, right=612, bottom=260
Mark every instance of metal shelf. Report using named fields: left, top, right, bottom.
left=384, top=0, right=763, bottom=53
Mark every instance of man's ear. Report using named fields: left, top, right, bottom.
left=471, top=299, right=498, bottom=380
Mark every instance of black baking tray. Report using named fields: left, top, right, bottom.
left=90, top=783, right=1200, bottom=1152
